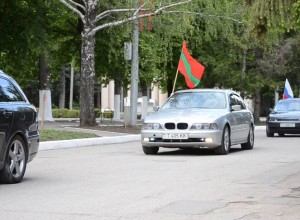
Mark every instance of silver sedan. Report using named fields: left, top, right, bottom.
left=141, top=89, right=254, bottom=155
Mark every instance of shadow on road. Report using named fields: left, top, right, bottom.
left=156, top=147, right=245, bottom=156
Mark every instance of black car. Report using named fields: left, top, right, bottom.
left=0, top=70, right=39, bottom=183
left=266, top=98, right=300, bottom=137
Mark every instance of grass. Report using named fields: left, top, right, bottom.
left=39, top=129, right=98, bottom=142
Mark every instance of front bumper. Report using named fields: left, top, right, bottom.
left=141, top=129, right=223, bottom=149
left=28, top=135, right=39, bottom=162
left=267, top=121, right=300, bottom=134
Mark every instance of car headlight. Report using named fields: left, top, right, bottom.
left=268, top=117, right=277, bottom=122
left=191, top=123, right=218, bottom=130
left=142, top=123, right=162, bottom=130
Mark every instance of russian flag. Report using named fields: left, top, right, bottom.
left=282, top=79, right=294, bottom=99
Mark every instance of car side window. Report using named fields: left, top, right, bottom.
left=230, top=94, right=246, bottom=110
left=0, top=77, right=24, bottom=102
left=230, top=94, right=238, bottom=107
left=236, top=96, right=246, bottom=110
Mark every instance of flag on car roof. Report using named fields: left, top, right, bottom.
left=283, top=78, right=294, bottom=99
left=177, top=41, right=205, bottom=89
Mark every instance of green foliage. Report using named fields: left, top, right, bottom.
left=52, top=108, right=70, bottom=118
left=66, top=110, right=80, bottom=118
left=40, top=129, right=97, bottom=142
left=94, top=108, right=101, bottom=118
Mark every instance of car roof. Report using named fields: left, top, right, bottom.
left=278, top=98, right=300, bottom=102
left=174, top=88, right=237, bottom=95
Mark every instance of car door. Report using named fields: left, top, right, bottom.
left=228, top=94, right=240, bottom=142
left=0, top=79, right=14, bottom=163
left=236, top=96, right=251, bottom=138
left=229, top=94, right=245, bottom=142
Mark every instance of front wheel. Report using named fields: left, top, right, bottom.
left=142, top=146, right=159, bottom=155
left=266, top=126, right=274, bottom=137
left=214, top=126, right=230, bottom=155
left=241, top=125, right=254, bottom=150
left=0, top=135, right=28, bottom=184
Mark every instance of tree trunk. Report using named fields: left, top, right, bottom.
left=240, top=49, right=247, bottom=99
left=254, top=89, right=261, bottom=124
left=253, top=48, right=263, bottom=124
left=140, top=79, right=148, bottom=120
left=39, top=55, right=50, bottom=90
left=38, top=55, right=54, bottom=122
left=58, top=68, right=66, bottom=109
left=113, top=75, right=121, bottom=121
left=80, top=30, right=96, bottom=127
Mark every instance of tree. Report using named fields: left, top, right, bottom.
left=59, top=0, right=193, bottom=127
left=244, top=0, right=297, bottom=123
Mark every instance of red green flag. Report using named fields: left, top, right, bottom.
left=177, top=41, right=205, bottom=89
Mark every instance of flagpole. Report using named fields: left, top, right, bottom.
left=172, top=69, right=179, bottom=94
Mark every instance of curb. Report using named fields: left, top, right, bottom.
left=39, top=126, right=266, bottom=151
left=39, top=134, right=141, bottom=151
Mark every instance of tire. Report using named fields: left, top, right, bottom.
left=241, top=125, right=254, bottom=150
left=214, top=126, right=230, bottom=155
left=0, top=135, right=27, bottom=184
left=266, top=126, right=274, bottom=137
left=142, top=146, right=159, bottom=155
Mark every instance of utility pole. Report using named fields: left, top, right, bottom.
left=69, top=62, right=74, bottom=110
left=129, top=0, right=139, bottom=126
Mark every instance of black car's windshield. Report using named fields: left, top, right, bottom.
left=275, top=100, right=300, bottom=112
left=162, top=91, right=227, bottom=110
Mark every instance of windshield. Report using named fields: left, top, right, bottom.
left=162, top=91, right=227, bottom=110
left=275, top=100, right=300, bottom=112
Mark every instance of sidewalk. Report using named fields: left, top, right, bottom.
left=39, top=119, right=141, bottom=151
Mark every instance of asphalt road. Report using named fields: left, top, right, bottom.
left=0, top=130, right=300, bottom=220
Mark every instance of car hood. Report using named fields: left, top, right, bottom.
left=145, top=108, right=227, bottom=123
left=270, top=111, right=300, bottom=120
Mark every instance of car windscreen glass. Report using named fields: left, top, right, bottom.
left=274, top=100, right=300, bottom=112
left=162, top=92, right=226, bottom=109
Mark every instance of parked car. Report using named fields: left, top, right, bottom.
left=0, top=70, right=39, bottom=183
left=266, top=98, right=300, bottom=137
left=141, top=89, right=254, bottom=155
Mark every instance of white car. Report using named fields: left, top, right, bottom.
left=141, top=89, right=254, bottom=155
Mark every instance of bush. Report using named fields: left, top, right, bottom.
left=66, top=110, right=79, bottom=118
left=94, top=108, right=101, bottom=118
left=52, top=108, right=72, bottom=118
left=52, top=108, right=104, bottom=118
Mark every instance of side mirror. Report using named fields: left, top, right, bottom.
left=153, top=106, right=160, bottom=112
left=269, top=108, right=273, bottom=112
left=231, top=105, right=241, bottom=111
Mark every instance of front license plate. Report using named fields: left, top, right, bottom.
left=280, top=123, right=295, bottom=127
left=162, top=133, right=188, bottom=139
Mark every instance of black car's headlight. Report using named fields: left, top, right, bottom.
left=268, top=117, right=277, bottom=122
left=191, top=123, right=218, bottom=130
left=142, top=123, right=162, bottom=130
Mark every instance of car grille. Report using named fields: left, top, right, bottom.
left=164, top=122, right=188, bottom=130
left=154, top=138, right=205, bottom=142
left=276, top=118, right=300, bottom=121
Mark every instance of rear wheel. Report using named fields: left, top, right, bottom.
left=0, top=135, right=27, bottom=184
left=142, top=146, right=159, bottom=155
left=214, top=126, right=230, bottom=155
left=241, top=125, right=254, bottom=150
